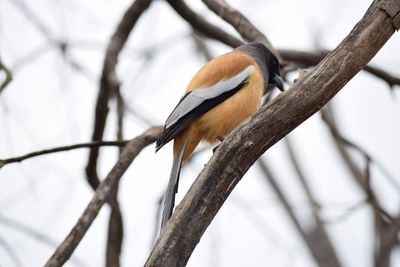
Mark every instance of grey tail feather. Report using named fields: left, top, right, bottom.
left=160, top=141, right=187, bottom=231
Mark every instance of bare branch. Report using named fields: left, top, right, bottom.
left=166, top=0, right=243, bottom=48
left=364, top=64, right=400, bottom=88
left=321, top=106, right=400, bottom=201
left=258, top=160, right=342, bottom=267
left=201, top=0, right=276, bottom=54
left=279, top=49, right=400, bottom=88
left=44, top=126, right=161, bottom=267
left=0, top=140, right=128, bottom=169
left=0, top=59, right=13, bottom=93
left=86, top=0, right=153, bottom=189
left=105, top=200, right=123, bottom=267
left=105, top=88, right=126, bottom=267
left=283, top=137, right=342, bottom=267
left=321, top=199, right=368, bottom=224
left=168, top=0, right=400, bottom=90
left=145, top=1, right=399, bottom=265
left=191, top=33, right=214, bottom=61
left=192, top=34, right=341, bottom=266
left=320, top=104, right=396, bottom=267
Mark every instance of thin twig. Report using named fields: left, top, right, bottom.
left=321, top=199, right=368, bottom=224
left=0, top=140, right=128, bottom=168
left=321, top=107, right=400, bottom=197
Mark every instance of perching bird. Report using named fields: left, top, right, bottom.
left=156, top=42, right=284, bottom=229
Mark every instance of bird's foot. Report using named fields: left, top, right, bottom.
left=212, top=144, right=220, bottom=154
left=212, top=136, right=225, bottom=153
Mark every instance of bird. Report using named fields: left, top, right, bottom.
left=155, top=42, right=284, bottom=230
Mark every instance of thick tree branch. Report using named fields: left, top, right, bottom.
left=86, top=0, right=153, bottom=189
left=193, top=30, right=342, bottom=267
left=145, top=1, right=398, bottom=265
left=0, top=140, right=128, bottom=169
left=44, top=126, right=161, bottom=267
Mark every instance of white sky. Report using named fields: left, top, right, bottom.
left=0, top=0, right=400, bottom=267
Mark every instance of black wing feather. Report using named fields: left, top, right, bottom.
left=156, top=78, right=249, bottom=151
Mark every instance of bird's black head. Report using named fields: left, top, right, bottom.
left=237, top=42, right=284, bottom=92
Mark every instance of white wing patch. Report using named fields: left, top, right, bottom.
left=165, top=65, right=254, bottom=128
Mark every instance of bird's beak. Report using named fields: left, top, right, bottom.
left=272, top=73, right=284, bottom=91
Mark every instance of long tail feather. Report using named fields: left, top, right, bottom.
left=160, top=141, right=186, bottom=231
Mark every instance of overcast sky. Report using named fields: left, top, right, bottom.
left=1, top=0, right=400, bottom=266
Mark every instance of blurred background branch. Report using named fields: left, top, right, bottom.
left=0, top=0, right=399, bottom=266
left=0, top=59, right=12, bottom=93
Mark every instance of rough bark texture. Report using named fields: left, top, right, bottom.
left=145, top=1, right=398, bottom=266
left=44, top=126, right=161, bottom=267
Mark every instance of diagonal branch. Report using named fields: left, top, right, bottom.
left=145, top=1, right=399, bottom=265
left=201, top=0, right=275, bottom=53
left=258, top=160, right=342, bottom=267
left=86, top=0, right=153, bottom=189
left=44, top=126, right=162, bottom=267
left=282, top=137, right=342, bottom=267
left=320, top=104, right=396, bottom=267
left=167, top=0, right=243, bottom=48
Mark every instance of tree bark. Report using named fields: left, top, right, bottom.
left=145, top=1, right=399, bottom=266
left=44, top=126, right=161, bottom=267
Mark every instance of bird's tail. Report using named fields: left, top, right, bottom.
left=160, top=141, right=187, bottom=231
